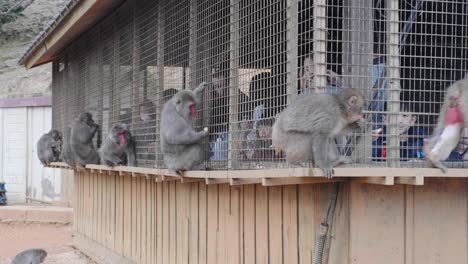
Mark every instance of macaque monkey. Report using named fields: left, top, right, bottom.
left=99, top=123, right=137, bottom=167
left=272, top=88, right=365, bottom=178
left=160, top=82, right=209, bottom=175
left=424, top=79, right=467, bottom=172
left=37, top=129, right=62, bottom=166
left=10, top=248, right=47, bottom=264
left=60, top=126, right=75, bottom=167
left=70, top=112, right=100, bottom=168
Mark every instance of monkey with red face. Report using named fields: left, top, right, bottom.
left=160, top=82, right=209, bottom=175
left=99, top=123, right=136, bottom=167
left=424, top=79, right=467, bottom=172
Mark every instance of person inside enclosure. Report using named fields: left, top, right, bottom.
left=237, top=72, right=285, bottom=162
left=134, top=99, right=157, bottom=166
left=298, top=55, right=343, bottom=95
left=207, top=71, right=248, bottom=161
left=372, top=102, right=463, bottom=162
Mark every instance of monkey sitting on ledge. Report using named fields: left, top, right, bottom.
left=160, top=82, right=209, bottom=176
left=99, top=123, right=136, bottom=167
left=272, top=88, right=365, bottom=178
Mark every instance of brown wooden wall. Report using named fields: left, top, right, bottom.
left=73, top=170, right=468, bottom=264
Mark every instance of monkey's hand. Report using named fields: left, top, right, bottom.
left=321, top=167, right=334, bottom=179
left=194, top=81, right=208, bottom=98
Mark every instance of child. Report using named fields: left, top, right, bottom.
left=372, top=103, right=462, bottom=161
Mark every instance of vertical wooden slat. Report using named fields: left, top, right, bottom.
left=413, top=179, right=468, bottom=263
left=123, top=175, right=132, bottom=259
left=218, top=184, right=229, bottom=263
left=157, top=182, right=164, bottom=264
left=198, top=183, right=207, bottom=264
left=148, top=179, right=154, bottom=264
left=73, top=171, right=78, bottom=232
left=110, top=174, right=116, bottom=251
left=92, top=173, right=97, bottom=241
left=298, top=185, right=315, bottom=263
left=169, top=181, right=177, bottom=264
left=256, top=185, right=269, bottom=264
left=283, top=185, right=298, bottom=264
left=162, top=182, right=170, bottom=264
left=131, top=176, right=138, bottom=261
left=349, top=183, right=405, bottom=264
left=327, top=184, right=350, bottom=264
left=243, top=184, right=255, bottom=264
left=176, top=182, right=189, bottom=264
left=206, top=185, right=218, bottom=264
left=115, top=175, right=124, bottom=255
left=141, top=178, right=147, bottom=264
left=269, top=186, right=283, bottom=264
left=97, top=173, right=103, bottom=244
left=136, top=177, right=142, bottom=262
left=189, top=183, right=199, bottom=264
left=227, top=186, right=241, bottom=264
left=405, top=185, right=414, bottom=264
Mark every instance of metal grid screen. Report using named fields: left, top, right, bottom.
left=52, top=0, right=468, bottom=170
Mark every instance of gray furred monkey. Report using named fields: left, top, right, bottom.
left=10, top=248, right=47, bottom=264
left=272, top=88, right=365, bottom=178
left=60, top=126, right=75, bottom=166
left=37, top=129, right=62, bottom=166
left=70, top=112, right=100, bottom=168
left=99, top=123, right=136, bottom=167
left=160, top=82, right=209, bottom=175
left=424, top=78, right=468, bottom=172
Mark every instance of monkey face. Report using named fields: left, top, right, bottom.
left=175, top=94, right=197, bottom=120
left=111, top=123, right=129, bottom=145
left=346, top=94, right=364, bottom=123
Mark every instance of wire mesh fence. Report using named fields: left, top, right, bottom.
left=51, top=0, right=468, bottom=170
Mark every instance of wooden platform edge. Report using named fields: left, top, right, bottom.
left=46, top=163, right=468, bottom=186
left=73, top=232, right=133, bottom=264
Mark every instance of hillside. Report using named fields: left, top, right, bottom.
left=0, top=0, right=68, bottom=99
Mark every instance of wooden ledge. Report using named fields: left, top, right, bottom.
left=45, top=164, right=468, bottom=186
left=49, top=162, right=73, bottom=169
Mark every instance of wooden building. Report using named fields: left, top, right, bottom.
left=20, top=0, right=468, bottom=263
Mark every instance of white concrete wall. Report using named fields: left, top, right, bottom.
left=0, top=106, right=61, bottom=204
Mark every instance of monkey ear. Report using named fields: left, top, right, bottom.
left=348, top=95, right=358, bottom=105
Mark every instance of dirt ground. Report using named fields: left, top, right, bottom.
left=0, top=222, right=94, bottom=264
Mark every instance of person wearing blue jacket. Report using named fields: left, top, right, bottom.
left=372, top=102, right=462, bottom=161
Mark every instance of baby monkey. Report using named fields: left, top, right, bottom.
left=272, top=88, right=365, bottom=178
left=37, top=129, right=62, bottom=166
left=99, top=123, right=136, bottom=167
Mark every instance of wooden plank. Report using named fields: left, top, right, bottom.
left=352, top=176, right=394, bottom=186
left=227, top=185, right=241, bottom=264
left=156, top=182, right=163, bottom=264
left=283, top=185, right=298, bottom=264
left=169, top=181, right=177, bottom=264
left=395, top=176, right=424, bottom=186
left=115, top=173, right=124, bottom=255
left=413, top=178, right=468, bottom=263
left=109, top=174, right=116, bottom=251
left=162, top=182, right=170, bottom=264
left=123, top=175, right=132, bottom=259
left=148, top=178, right=154, bottom=264
left=96, top=172, right=102, bottom=244
left=269, top=186, right=283, bottom=264
left=218, top=184, right=229, bottom=263
left=326, top=183, right=350, bottom=264
left=255, top=184, right=269, bottom=264
left=176, top=182, right=189, bottom=264
left=262, top=177, right=345, bottom=186
left=198, top=183, right=207, bottom=264
left=206, top=185, right=218, bottom=264
left=243, top=184, right=255, bottom=264
left=141, top=177, right=147, bottom=264
left=73, top=170, right=78, bottom=232
left=405, top=185, right=414, bottom=264
left=230, top=178, right=262, bottom=186
left=349, top=183, right=405, bottom=263
left=131, top=176, right=138, bottom=261
left=91, top=173, right=96, bottom=241
left=188, top=183, right=199, bottom=264
left=206, top=178, right=230, bottom=185
left=298, top=184, right=315, bottom=263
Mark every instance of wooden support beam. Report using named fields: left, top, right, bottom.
left=230, top=178, right=262, bottom=186
left=395, top=176, right=424, bottom=186
left=205, top=178, right=230, bottom=185
left=352, top=176, right=394, bottom=186
left=181, top=177, right=204, bottom=184
left=262, top=177, right=345, bottom=186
